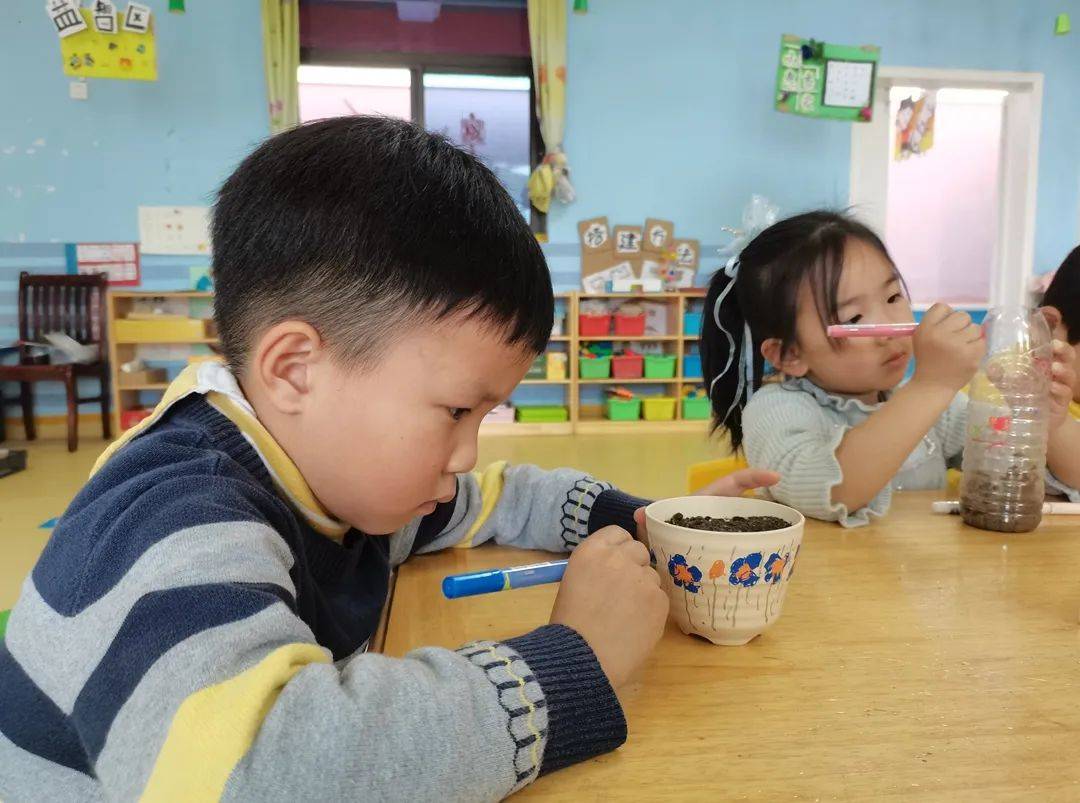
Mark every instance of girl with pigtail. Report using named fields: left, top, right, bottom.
left=702, top=211, right=983, bottom=527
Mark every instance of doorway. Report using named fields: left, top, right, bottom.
left=849, top=67, right=1043, bottom=308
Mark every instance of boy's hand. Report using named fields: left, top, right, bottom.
left=1049, top=339, right=1078, bottom=432
left=912, top=303, right=986, bottom=393
left=549, top=526, right=667, bottom=690
left=632, top=467, right=781, bottom=544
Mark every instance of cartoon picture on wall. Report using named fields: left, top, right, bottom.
left=894, top=90, right=937, bottom=160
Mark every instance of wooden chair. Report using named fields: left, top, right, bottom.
left=0, top=272, right=111, bottom=452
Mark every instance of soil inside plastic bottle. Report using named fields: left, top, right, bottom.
left=960, top=467, right=1044, bottom=533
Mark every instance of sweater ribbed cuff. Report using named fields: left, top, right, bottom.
left=502, top=624, right=626, bottom=777
left=586, top=489, right=651, bottom=537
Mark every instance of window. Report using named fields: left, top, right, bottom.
left=298, top=65, right=412, bottom=121
left=297, top=61, right=537, bottom=223
left=422, top=73, right=532, bottom=218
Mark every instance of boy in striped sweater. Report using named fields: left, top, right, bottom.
left=0, top=117, right=769, bottom=801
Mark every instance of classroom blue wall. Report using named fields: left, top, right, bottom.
left=1, top=0, right=265, bottom=417
left=4, top=0, right=1079, bottom=417
left=544, top=0, right=1080, bottom=282
left=1, top=0, right=266, bottom=244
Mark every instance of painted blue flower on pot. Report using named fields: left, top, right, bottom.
left=668, top=554, right=702, bottom=594
left=764, top=552, right=789, bottom=584
left=729, top=552, right=762, bottom=587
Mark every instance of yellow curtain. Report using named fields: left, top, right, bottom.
left=527, top=0, right=573, bottom=215
left=261, top=0, right=300, bottom=134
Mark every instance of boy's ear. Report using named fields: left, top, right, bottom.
left=1040, top=305, right=1063, bottom=333
left=251, top=320, right=324, bottom=414
left=761, top=337, right=807, bottom=377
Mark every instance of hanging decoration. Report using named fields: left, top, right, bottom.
left=460, top=113, right=486, bottom=150
left=894, top=90, right=936, bottom=160
left=92, top=1, right=117, bottom=33
left=120, top=2, right=151, bottom=32
left=45, top=0, right=87, bottom=38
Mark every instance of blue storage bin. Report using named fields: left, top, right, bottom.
left=683, top=311, right=703, bottom=336
left=683, top=354, right=703, bottom=378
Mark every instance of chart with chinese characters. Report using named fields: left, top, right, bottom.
left=775, top=34, right=879, bottom=122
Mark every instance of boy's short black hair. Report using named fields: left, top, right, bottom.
left=1043, top=245, right=1080, bottom=343
left=211, top=116, right=553, bottom=373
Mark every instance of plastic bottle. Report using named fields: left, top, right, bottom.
left=959, top=307, right=1052, bottom=533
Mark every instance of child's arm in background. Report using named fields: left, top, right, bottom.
left=831, top=304, right=984, bottom=510
left=1048, top=418, right=1080, bottom=493
left=1046, top=340, right=1080, bottom=492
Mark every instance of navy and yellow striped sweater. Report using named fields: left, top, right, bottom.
left=0, top=365, right=644, bottom=801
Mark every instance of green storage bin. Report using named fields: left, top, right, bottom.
left=579, top=355, right=612, bottom=379
left=644, top=354, right=676, bottom=379
left=516, top=405, right=569, bottom=423
left=606, top=398, right=642, bottom=421
left=525, top=354, right=546, bottom=379
left=682, top=396, right=711, bottom=420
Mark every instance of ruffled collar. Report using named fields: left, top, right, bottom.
left=779, top=376, right=891, bottom=415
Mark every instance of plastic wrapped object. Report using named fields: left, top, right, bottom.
left=959, top=307, right=1052, bottom=532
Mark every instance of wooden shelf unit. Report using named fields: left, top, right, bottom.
left=481, top=290, right=711, bottom=435
left=105, top=289, right=710, bottom=436
left=105, top=290, right=218, bottom=435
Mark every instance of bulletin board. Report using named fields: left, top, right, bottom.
left=60, top=9, right=157, bottom=81
left=775, top=34, right=879, bottom=122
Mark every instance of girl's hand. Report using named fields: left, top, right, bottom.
left=631, top=468, right=780, bottom=543
left=1049, top=339, right=1077, bottom=433
left=690, top=467, right=780, bottom=498
left=911, top=303, right=986, bottom=393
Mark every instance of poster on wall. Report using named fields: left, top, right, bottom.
left=894, top=91, right=937, bottom=160
left=57, top=5, right=157, bottom=81
left=65, top=242, right=141, bottom=286
left=775, top=34, right=880, bottom=122
left=46, top=0, right=88, bottom=37
left=138, top=206, right=212, bottom=255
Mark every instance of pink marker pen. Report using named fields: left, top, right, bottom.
left=826, top=322, right=918, bottom=339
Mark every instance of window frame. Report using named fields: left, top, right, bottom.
left=299, top=48, right=545, bottom=234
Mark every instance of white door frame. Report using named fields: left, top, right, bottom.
left=849, top=66, right=1044, bottom=307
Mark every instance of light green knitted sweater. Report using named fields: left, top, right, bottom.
left=743, top=377, right=968, bottom=527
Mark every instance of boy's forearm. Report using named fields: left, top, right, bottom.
left=1047, top=417, right=1080, bottom=490
left=408, top=463, right=647, bottom=556
left=220, top=624, right=625, bottom=799
left=832, top=380, right=956, bottom=510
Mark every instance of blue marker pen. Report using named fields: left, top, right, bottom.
left=442, top=559, right=568, bottom=599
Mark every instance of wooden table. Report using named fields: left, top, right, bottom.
left=383, top=491, right=1080, bottom=800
